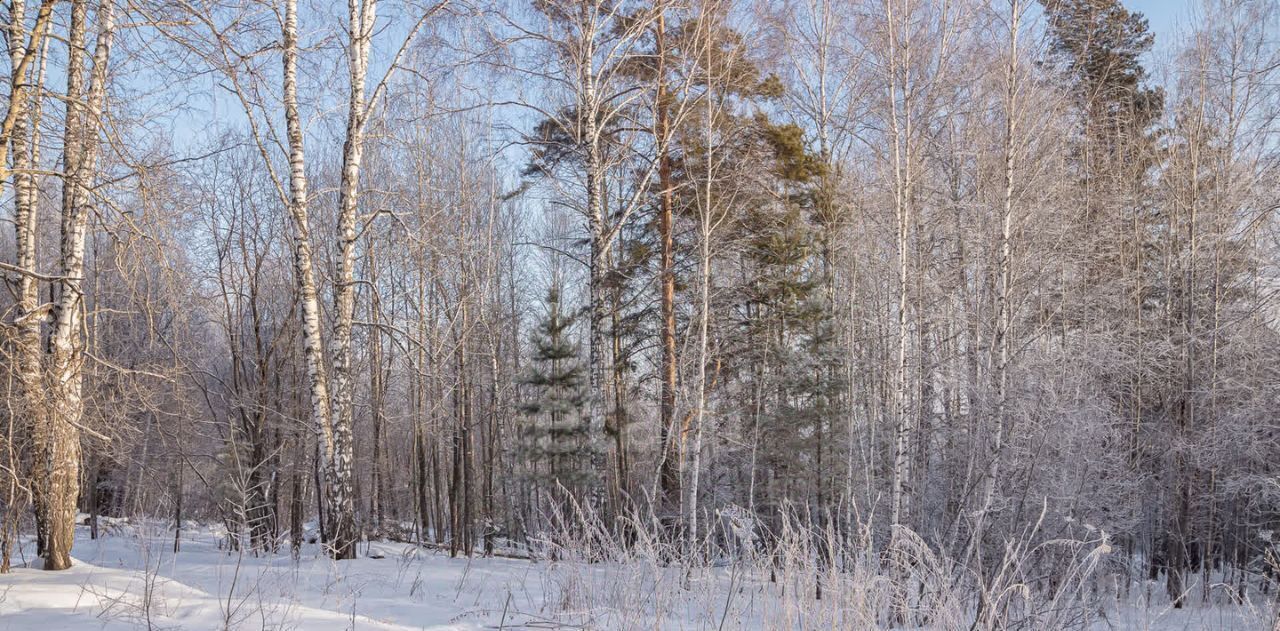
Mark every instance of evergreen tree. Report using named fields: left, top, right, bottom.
left=731, top=119, right=842, bottom=525
left=1040, top=0, right=1164, bottom=134
left=519, top=285, right=598, bottom=501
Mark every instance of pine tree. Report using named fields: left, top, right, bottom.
left=1040, top=0, right=1164, bottom=134
left=519, top=285, right=598, bottom=504
left=733, top=120, right=840, bottom=525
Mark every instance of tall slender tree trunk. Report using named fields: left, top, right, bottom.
left=885, top=0, right=912, bottom=534
left=654, top=9, right=681, bottom=525
left=575, top=2, right=610, bottom=521
left=10, top=0, right=43, bottom=431
left=973, top=0, right=1021, bottom=553
left=414, top=267, right=432, bottom=541
left=686, top=184, right=711, bottom=557
left=1167, top=80, right=1203, bottom=610
left=5, top=0, right=49, bottom=573
left=462, top=336, right=475, bottom=555
left=281, top=0, right=336, bottom=557
left=289, top=414, right=304, bottom=558
left=585, top=140, right=608, bottom=519
left=971, top=6, right=1022, bottom=624
left=685, top=11, right=717, bottom=556
left=484, top=336, right=499, bottom=556
left=429, top=265, right=446, bottom=545
left=38, top=0, right=113, bottom=571
left=608, top=294, right=629, bottom=520
left=368, top=239, right=387, bottom=536
left=322, top=0, right=379, bottom=561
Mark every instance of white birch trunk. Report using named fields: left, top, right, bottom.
left=685, top=171, right=711, bottom=557
left=280, top=0, right=337, bottom=553
left=973, top=0, right=1021, bottom=553
left=8, top=0, right=45, bottom=517
left=322, top=0, right=378, bottom=561
left=579, top=3, right=609, bottom=513
left=884, top=0, right=912, bottom=533
left=39, top=0, right=113, bottom=571
left=7, top=0, right=48, bottom=570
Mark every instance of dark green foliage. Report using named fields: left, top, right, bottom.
left=1040, top=0, right=1164, bottom=131
left=519, top=285, right=597, bottom=492
left=758, top=117, right=826, bottom=184
left=734, top=171, right=843, bottom=513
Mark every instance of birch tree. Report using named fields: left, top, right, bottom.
left=2, top=0, right=53, bottom=571
left=34, top=0, right=115, bottom=571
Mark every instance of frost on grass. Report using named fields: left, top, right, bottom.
left=0, top=515, right=1274, bottom=630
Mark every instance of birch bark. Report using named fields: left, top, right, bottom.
left=280, top=0, right=339, bottom=558
left=39, top=0, right=114, bottom=571
left=322, top=0, right=379, bottom=562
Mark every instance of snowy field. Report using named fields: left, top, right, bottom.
left=0, top=521, right=1273, bottom=630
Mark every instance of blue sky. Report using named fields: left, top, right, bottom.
left=1127, top=0, right=1196, bottom=51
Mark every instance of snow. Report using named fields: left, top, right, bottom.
left=0, top=522, right=1273, bottom=630
left=0, top=523, right=539, bottom=630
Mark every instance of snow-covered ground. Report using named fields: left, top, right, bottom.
left=0, top=522, right=550, bottom=630
left=0, top=521, right=1272, bottom=629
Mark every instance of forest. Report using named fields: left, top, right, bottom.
left=0, top=0, right=1279, bottom=629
